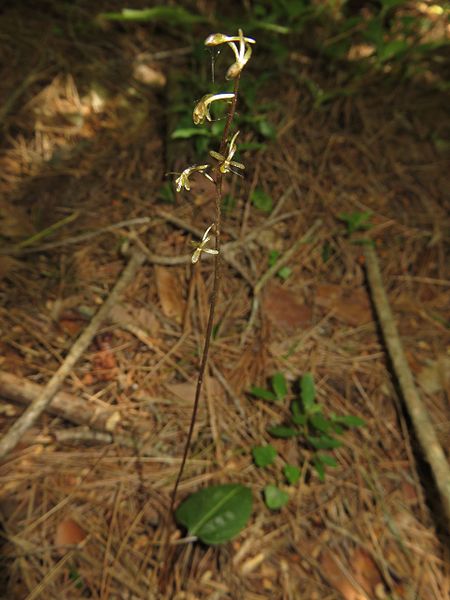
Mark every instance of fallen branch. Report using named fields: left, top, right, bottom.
left=53, top=427, right=137, bottom=449
left=0, top=371, right=122, bottom=433
left=364, top=244, right=450, bottom=528
left=0, top=250, right=146, bottom=459
left=0, top=217, right=152, bottom=256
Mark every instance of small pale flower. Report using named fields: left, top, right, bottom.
left=226, top=29, right=253, bottom=80
left=193, top=93, right=235, bottom=125
left=191, top=224, right=219, bottom=264
left=174, top=165, right=213, bottom=192
left=210, top=131, right=245, bottom=175
left=204, top=32, right=256, bottom=47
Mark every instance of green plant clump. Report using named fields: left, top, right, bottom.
left=251, top=372, right=365, bottom=504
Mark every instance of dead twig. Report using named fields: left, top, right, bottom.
left=0, top=217, right=152, bottom=256
left=364, top=244, right=450, bottom=529
left=0, top=371, right=122, bottom=432
left=0, top=250, right=146, bottom=459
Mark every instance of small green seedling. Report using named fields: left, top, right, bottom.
left=252, top=444, right=277, bottom=467
left=68, top=567, right=84, bottom=590
left=268, top=250, right=292, bottom=280
left=338, top=211, right=372, bottom=235
left=321, top=240, right=333, bottom=263
left=264, top=484, right=289, bottom=510
left=251, top=187, right=273, bottom=212
left=157, top=182, right=176, bottom=204
left=250, top=372, right=365, bottom=484
left=250, top=371, right=288, bottom=402
left=283, top=464, right=301, bottom=485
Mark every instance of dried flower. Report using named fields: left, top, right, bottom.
left=174, top=165, right=213, bottom=192
left=191, top=224, right=219, bottom=263
left=210, top=131, right=244, bottom=175
left=193, top=93, right=235, bottom=125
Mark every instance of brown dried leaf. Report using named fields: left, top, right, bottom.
left=154, top=266, right=185, bottom=323
left=417, top=355, right=450, bottom=394
left=0, top=198, right=34, bottom=240
left=165, top=380, right=212, bottom=441
left=133, top=63, right=166, bottom=87
left=58, top=311, right=85, bottom=336
left=165, top=379, right=221, bottom=404
left=55, top=518, right=86, bottom=552
left=110, top=303, right=160, bottom=336
left=315, top=283, right=372, bottom=326
left=352, top=548, right=384, bottom=596
left=92, top=337, right=118, bottom=382
left=263, top=283, right=312, bottom=330
left=321, top=550, right=367, bottom=600
left=320, top=548, right=384, bottom=600
left=134, top=306, right=160, bottom=336
left=0, top=256, right=25, bottom=280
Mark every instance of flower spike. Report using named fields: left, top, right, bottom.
left=173, top=165, right=213, bottom=192
left=193, top=93, right=235, bottom=125
left=210, top=130, right=245, bottom=175
left=191, top=224, right=219, bottom=264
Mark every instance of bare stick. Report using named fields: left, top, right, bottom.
left=0, top=250, right=146, bottom=459
left=1, top=218, right=152, bottom=256
left=0, top=371, right=122, bottom=433
left=364, top=244, right=450, bottom=528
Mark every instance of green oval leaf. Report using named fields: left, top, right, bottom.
left=309, top=413, right=332, bottom=433
left=313, top=457, right=326, bottom=481
left=277, top=266, right=292, bottom=280
left=378, top=39, right=409, bottom=62
left=176, top=484, right=252, bottom=545
left=272, top=372, right=287, bottom=401
left=316, top=453, right=338, bottom=468
left=284, top=464, right=301, bottom=485
left=264, top=485, right=289, bottom=510
left=250, top=386, right=277, bottom=402
left=98, top=7, right=204, bottom=25
left=300, top=373, right=315, bottom=411
left=332, top=415, right=366, bottom=428
left=171, top=128, right=211, bottom=139
left=252, top=444, right=277, bottom=467
left=267, top=425, right=298, bottom=439
left=331, top=422, right=344, bottom=435
left=307, top=435, right=343, bottom=449
left=292, top=414, right=307, bottom=426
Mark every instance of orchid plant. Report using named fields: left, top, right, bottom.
left=161, top=28, right=255, bottom=587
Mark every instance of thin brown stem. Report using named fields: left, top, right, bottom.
left=220, top=77, right=241, bottom=156
left=159, top=74, right=242, bottom=591
left=167, top=73, right=241, bottom=514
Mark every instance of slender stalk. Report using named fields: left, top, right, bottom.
left=169, top=75, right=240, bottom=513
left=159, top=75, right=241, bottom=591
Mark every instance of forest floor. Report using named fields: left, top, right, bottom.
left=0, top=2, right=449, bottom=599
